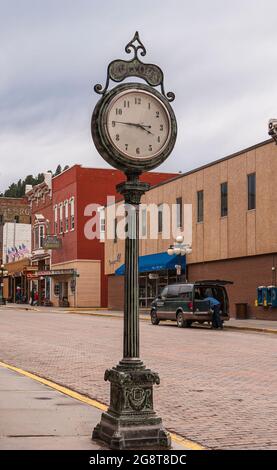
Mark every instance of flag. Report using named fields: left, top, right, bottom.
left=22, top=243, right=29, bottom=254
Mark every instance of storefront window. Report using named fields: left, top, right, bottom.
left=45, top=277, right=51, bottom=300
left=54, top=284, right=60, bottom=296
left=137, top=269, right=185, bottom=307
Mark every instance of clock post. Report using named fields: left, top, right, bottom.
left=91, top=32, right=177, bottom=450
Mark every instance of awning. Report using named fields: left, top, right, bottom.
left=115, top=252, right=186, bottom=276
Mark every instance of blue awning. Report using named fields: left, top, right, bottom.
left=115, top=251, right=186, bottom=276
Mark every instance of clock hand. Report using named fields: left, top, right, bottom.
left=137, top=124, right=154, bottom=135
left=113, top=121, right=154, bottom=135
left=113, top=121, right=139, bottom=126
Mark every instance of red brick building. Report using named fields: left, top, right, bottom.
left=27, top=165, right=176, bottom=307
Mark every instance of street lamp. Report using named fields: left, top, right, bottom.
left=268, top=119, right=277, bottom=144
left=0, top=264, right=8, bottom=305
left=167, top=236, right=192, bottom=281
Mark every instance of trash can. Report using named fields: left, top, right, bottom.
left=235, top=303, right=248, bottom=319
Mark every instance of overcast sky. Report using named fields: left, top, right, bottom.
left=0, top=0, right=277, bottom=192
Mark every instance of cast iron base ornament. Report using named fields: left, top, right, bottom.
left=91, top=33, right=177, bottom=449
left=92, top=359, right=170, bottom=449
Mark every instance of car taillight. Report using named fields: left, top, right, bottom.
left=188, top=301, right=193, bottom=310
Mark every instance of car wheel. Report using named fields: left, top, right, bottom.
left=150, top=310, right=160, bottom=325
left=176, top=311, right=185, bottom=328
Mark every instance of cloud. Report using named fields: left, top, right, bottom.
left=0, top=0, right=277, bottom=191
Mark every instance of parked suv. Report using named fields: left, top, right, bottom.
left=150, top=280, right=232, bottom=327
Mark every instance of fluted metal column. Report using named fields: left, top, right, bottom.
left=116, top=175, right=150, bottom=362
left=124, top=202, right=139, bottom=358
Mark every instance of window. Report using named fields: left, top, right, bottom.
left=64, top=200, right=69, bottom=232
left=167, top=285, right=180, bottom=298
left=113, top=218, right=118, bottom=243
left=14, top=215, right=19, bottom=223
left=158, top=204, right=163, bottom=233
left=54, top=205, right=58, bottom=235
left=248, top=173, right=256, bottom=210
left=160, top=286, right=168, bottom=298
left=34, top=226, right=39, bottom=249
left=34, top=224, right=44, bottom=249
left=39, top=225, right=44, bottom=248
left=221, top=182, right=228, bottom=217
left=179, top=285, right=192, bottom=300
left=197, top=190, right=204, bottom=222
left=0, top=214, right=3, bottom=224
left=70, top=197, right=75, bottom=230
left=54, top=284, right=60, bottom=296
left=141, top=208, right=147, bottom=237
left=59, top=203, right=63, bottom=233
left=176, top=197, right=183, bottom=228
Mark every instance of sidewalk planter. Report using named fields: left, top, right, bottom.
left=235, top=303, right=248, bottom=319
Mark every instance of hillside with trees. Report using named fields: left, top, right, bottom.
left=0, top=165, right=69, bottom=198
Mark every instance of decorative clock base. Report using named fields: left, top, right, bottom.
left=92, top=359, right=171, bottom=450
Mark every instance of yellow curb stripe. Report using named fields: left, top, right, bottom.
left=0, top=360, right=206, bottom=450
left=170, top=433, right=206, bottom=451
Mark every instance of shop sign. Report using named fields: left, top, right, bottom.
left=37, top=269, right=76, bottom=277
left=109, top=253, right=121, bottom=266
left=42, top=236, right=62, bottom=250
left=148, top=273, right=159, bottom=280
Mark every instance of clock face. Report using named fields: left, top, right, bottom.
left=104, top=89, right=171, bottom=159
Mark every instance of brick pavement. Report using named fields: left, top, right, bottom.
left=0, top=308, right=276, bottom=449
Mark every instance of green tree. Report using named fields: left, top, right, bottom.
left=54, top=165, right=62, bottom=176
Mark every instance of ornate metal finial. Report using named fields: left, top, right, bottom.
left=94, top=31, right=175, bottom=102
left=125, top=31, right=146, bottom=59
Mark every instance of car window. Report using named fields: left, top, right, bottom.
left=203, top=287, right=213, bottom=298
left=167, top=285, right=180, bottom=298
left=179, top=291, right=192, bottom=300
left=160, top=287, right=168, bottom=298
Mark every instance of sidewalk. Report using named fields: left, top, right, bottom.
left=0, top=364, right=187, bottom=450
left=2, top=303, right=277, bottom=334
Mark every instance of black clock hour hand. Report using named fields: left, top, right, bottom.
left=137, top=124, right=154, bottom=135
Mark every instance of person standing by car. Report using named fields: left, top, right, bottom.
left=204, top=295, right=223, bottom=329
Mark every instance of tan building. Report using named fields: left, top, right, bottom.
left=105, top=138, right=277, bottom=319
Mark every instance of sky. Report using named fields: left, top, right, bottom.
left=0, top=0, right=277, bottom=192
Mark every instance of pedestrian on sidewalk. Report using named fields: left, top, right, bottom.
left=30, top=287, right=36, bottom=306
left=33, top=290, right=39, bottom=306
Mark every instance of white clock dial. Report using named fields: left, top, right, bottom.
left=105, top=89, right=171, bottom=159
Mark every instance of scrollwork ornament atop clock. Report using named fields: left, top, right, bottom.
left=91, top=32, right=177, bottom=174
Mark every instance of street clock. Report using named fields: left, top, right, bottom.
left=91, top=32, right=175, bottom=450
left=91, top=32, right=177, bottom=174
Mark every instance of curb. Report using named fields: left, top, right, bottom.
left=224, top=325, right=277, bottom=335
